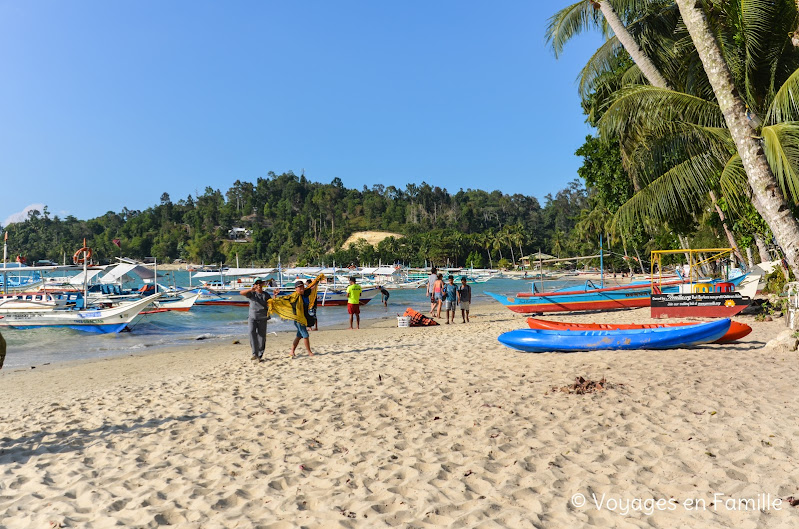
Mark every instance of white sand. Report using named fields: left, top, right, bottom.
left=1, top=303, right=798, bottom=528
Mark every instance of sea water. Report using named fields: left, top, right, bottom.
left=1, top=276, right=575, bottom=370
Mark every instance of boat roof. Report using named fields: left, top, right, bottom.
left=192, top=267, right=277, bottom=279
left=359, top=267, right=400, bottom=275
left=100, top=263, right=160, bottom=284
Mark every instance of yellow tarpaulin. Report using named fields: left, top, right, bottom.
left=268, top=274, right=324, bottom=326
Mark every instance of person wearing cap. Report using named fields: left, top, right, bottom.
left=240, top=279, right=272, bottom=361
left=268, top=275, right=323, bottom=357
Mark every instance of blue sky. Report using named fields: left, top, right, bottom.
left=0, top=1, right=603, bottom=227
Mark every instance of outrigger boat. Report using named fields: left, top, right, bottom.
left=0, top=292, right=162, bottom=333
left=487, top=244, right=752, bottom=314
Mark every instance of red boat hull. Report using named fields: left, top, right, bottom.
left=526, top=317, right=752, bottom=343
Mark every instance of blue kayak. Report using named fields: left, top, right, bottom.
left=498, top=318, right=731, bottom=352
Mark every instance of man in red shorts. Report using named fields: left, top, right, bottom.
left=346, top=276, right=362, bottom=329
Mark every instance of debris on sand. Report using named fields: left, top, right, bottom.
left=551, top=376, right=622, bottom=395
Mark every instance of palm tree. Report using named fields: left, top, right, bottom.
left=597, top=0, right=799, bottom=275
left=548, top=0, right=760, bottom=265
left=547, top=0, right=671, bottom=90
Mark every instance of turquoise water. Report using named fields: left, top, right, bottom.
left=1, top=276, right=575, bottom=370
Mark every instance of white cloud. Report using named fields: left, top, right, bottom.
left=3, top=203, right=47, bottom=227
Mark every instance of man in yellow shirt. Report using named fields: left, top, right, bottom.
left=346, top=276, right=362, bottom=330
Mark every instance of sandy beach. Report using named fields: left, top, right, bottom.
left=2, top=301, right=798, bottom=528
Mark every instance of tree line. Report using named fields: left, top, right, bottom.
left=1, top=175, right=606, bottom=269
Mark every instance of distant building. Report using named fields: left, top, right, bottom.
left=228, top=227, right=252, bottom=240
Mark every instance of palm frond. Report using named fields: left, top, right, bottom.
left=620, top=63, right=645, bottom=87
left=627, top=123, right=734, bottom=187
left=546, top=1, right=602, bottom=58
left=612, top=151, right=722, bottom=233
left=765, top=68, right=799, bottom=125
left=578, top=36, right=624, bottom=98
left=718, top=154, right=750, bottom=214
left=762, top=122, right=799, bottom=204
left=598, top=85, right=725, bottom=146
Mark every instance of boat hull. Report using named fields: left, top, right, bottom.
left=650, top=292, right=751, bottom=318
left=499, top=319, right=731, bottom=352
left=526, top=317, right=752, bottom=343
left=0, top=293, right=162, bottom=333
left=486, top=290, right=651, bottom=314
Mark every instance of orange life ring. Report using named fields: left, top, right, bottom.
left=73, top=246, right=93, bottom=265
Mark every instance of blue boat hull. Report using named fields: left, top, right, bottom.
left=498, top=318, right=731, bottom=352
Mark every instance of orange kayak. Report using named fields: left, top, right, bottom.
left=526, top=317, right=752, bottom=344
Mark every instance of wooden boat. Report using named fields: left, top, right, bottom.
left=0, top=292, right=162, bottom=333
left=498, top=318, right=731, bottom=353
left=488, top=272, right=749, bottom=315
left=486, top=281, right=656, bottom=314
left=526, top=317, right=752, bottom=343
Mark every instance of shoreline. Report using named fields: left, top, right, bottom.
left=2, top=303, right=797, bottom=528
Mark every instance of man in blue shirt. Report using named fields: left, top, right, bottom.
left=443, top=275, right=458, bottom=324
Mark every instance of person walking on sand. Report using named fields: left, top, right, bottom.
left=269, top=275, right=324, bottom=358
left=443, top=275, right=458, bottom=324
left=433, top=273, right=445, bottom=318
left=379, top=284, right=390, bottom=308
left=240, top=279, right=271, bottom=362
left=458, top=276, right=472, bottom=323
left=346, top=276, right=362, bottom=329
left=426, top=267, right=438, bottom=315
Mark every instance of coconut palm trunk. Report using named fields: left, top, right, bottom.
left=596, top=1, right=671, bottom=90
left=676, top=0, right=799, bottom=279
left=754, top=234, right=771, bottom=263
left=708, top=190, right=744, bottom=265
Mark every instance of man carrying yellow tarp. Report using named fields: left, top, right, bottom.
left=268, top=274, right=324, bottom=357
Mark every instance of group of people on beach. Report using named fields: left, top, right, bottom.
left=426, top=267, right=471, bottom=324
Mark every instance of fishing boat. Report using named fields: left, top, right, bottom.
left=498, top=318, right=731, bottom=353
left=526, top=317, right=752, bottom=343
left=152, top=291, right=200, bottom=312
left=486, top=280, right=657, bottom=314
left=0, top=292, right=162, bottom=333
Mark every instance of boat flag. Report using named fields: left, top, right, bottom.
left=112, top=239, right=121, bottom=248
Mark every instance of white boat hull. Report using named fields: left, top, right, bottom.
left=0, top=293, right=163, bottom=333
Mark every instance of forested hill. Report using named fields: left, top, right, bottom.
left=2, top=172, right=588, bottom=268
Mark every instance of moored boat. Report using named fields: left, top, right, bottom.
left=0, top=292, right=162, bottom=333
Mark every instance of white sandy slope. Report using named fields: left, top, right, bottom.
left=1, top=304, right=798, bottom=528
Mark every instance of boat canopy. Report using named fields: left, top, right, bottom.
left=100, top=263, right=160, bottom=284
left=359, top=267, right=401, bottom=276
left=68, top=269, right=103, bottom=286
left=192, top=267, right=276, bottom=279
